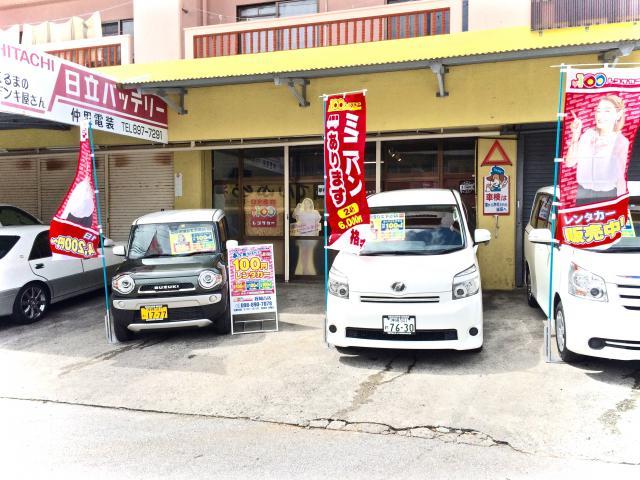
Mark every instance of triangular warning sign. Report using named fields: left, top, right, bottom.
left=481, top=140, right=512, bottom=166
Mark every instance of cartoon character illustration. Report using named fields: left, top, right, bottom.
left=487, top=166, right=508, bottom=192
left=60, top=178, right=95, bottom=228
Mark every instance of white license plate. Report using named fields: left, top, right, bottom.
left=383, top=315, right=416, bottom=335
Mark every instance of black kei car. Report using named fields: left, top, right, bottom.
left=110, top=209, right=232, bottom=341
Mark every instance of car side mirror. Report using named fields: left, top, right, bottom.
left=528, top=228, right=554, bottom=245
left=474, top=229, right=491, bottom=245
left=113, top=245, right=126, bottom=256
left=226, top=239, right=239, bottom=250
left=103, top=238, right=115, bottom=247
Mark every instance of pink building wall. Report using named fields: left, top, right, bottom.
left=0, top=0, right=133, bottom=27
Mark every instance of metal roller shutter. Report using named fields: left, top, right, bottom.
left=39, top=154, right=106, bottom=225
left=517, top=131, right=556, bottom=286
left=108, top=151, right=174, bottom=241
left=0, top=157, right=38, bottom=218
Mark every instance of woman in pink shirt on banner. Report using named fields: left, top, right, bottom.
left=565, top=95, right=630, bottom=206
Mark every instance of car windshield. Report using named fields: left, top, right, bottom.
left=128, top=222, right=218, bottom=260
left=0, top=235, right=20, bottom=260
left=360, top=205, right=466, bottom=255
left=595, top=196, right=640, bottom=253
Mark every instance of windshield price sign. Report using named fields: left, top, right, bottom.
left=228, top=244, right=278, bottom=333
left=0, top=43, right=168, bottom=142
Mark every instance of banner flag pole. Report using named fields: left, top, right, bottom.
left=322, top=96, right=329, bottom=344
left=87, top=122, right=116, bottom=344
left=546, top=64, right=566, bottom=363
left=320, top=88, right=367, bottom=345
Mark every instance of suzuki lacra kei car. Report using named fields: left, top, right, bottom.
left=525, top=182, right=640, bottom=361
left=110, top=209, right=231, bottom=342
left=326, top=189, right=491, bottom=352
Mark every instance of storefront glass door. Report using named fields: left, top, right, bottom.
left=213, top=148, right=285, bottom=276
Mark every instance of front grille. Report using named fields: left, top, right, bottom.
left=616, top=284, right=640, bottom=310
left=345, top=327, right=457, bottom=341
left=360, top=295, right=440, bottom=304
left=135, top=306, right=205, bottom=322
left=138, top=283, right=195, bottom=294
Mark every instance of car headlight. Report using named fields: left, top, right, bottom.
left=568, top=262, right=608, bottom=302
left=328, top=268, right=349, bottom=299
left=452, top=265, right=480, bottom=300
left=112, top=274, right=135, bottom=294
left=199, top=270, right=222, bottom=289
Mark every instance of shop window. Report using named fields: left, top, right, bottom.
left=384, top=140, right=438, bottom=178
left=243, top=148, right=284, bottom=178
left=443, top=138, right=475, bottom=174
left=213, top=150, right=241, bottom=182
left=213, top=183, right=241, bottom=239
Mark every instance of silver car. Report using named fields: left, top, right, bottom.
left=0, top=225, right=122, bottom=324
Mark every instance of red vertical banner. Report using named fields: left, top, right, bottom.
left=557, top=67, right=640, bottom=248
left=324, top=92, right=370, bottom=249
left=49, top=122, right=100, bottom=258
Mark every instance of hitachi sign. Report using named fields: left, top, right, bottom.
left=1, top=43, right=55, bottom=71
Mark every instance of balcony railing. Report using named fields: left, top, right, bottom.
left=186, top=1, right=457, bottom=59
left=41, top=35, right=132, bottom=67
left=531, top=0, right=640, bottom=30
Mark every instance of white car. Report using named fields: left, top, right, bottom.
left=326, top=189, right=491, bottom=352
left=525, top=182, right=640, bottom=361
left=0, top=225, right=122, bottom=324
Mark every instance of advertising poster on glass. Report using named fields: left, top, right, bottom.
left=244, top=191, right=283, bottom=237
left=228, top=244, right=278, bottom=334
left=557, top=67, right=640, bottom=248
left=324, top=92, right=370, bottom=252
left=49, top=122, right=100, bottom=259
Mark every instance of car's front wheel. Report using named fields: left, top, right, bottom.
left=555, top=300, right=580, bottom=363
left=112, top=315, right=136, bottom=342
left=12, top=283, right=49, bottom=324
left=213, top=306, right=232, bottom=335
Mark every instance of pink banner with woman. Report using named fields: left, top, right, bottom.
left=557, top=67, right=640, bottom=248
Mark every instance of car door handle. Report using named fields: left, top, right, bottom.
left=35, top=263, right=44, bottom=269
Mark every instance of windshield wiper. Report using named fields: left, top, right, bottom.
left=140, top=253, right=173, bottom=259
left=601, top=247, right=640, bottom=253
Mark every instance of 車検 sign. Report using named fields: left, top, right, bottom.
left=0, top=42, right=168, bottom=143
left=483, top=166, right=510, bottom=215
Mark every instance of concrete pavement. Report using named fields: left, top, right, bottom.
left=0, top=283, right=639, bottom=476
left=1, top=397, right=638, bottom=479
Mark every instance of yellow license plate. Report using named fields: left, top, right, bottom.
left=140, top=305, right=168, bottom=321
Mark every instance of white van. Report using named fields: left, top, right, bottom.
left=525, top=182, right=640, bottom=361
left=326, top=189, right=491, bottom=352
